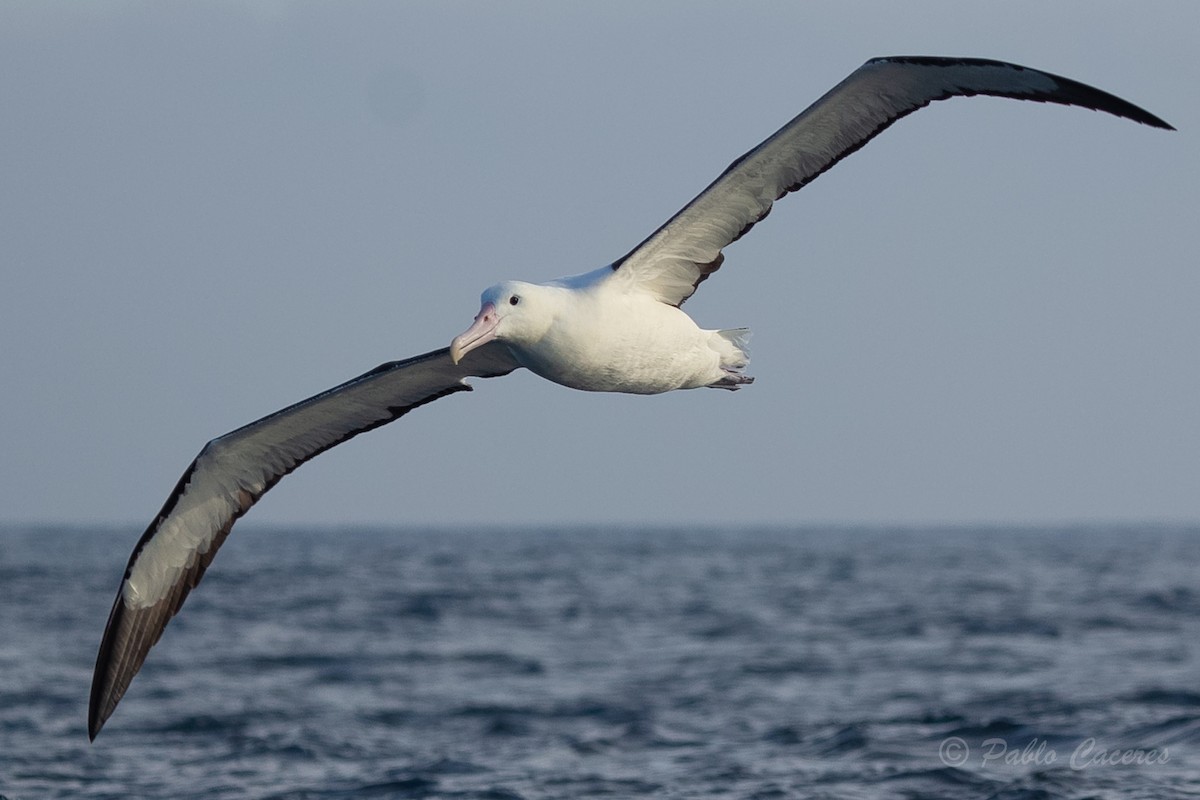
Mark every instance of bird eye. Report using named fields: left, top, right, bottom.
left=509, top=295, right=520, bottom=306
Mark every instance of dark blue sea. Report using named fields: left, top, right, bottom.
left=3, top=524, right=1200, bottom=799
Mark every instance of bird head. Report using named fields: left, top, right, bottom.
left=450, top=281, right=552, bottom=364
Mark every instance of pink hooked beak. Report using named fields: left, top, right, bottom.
left=449, top=302, right=499, bottom=364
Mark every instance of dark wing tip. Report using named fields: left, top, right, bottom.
left=869, top=56, right=1174, bottom=131
left=1037, top=68, right=1174, bottom=130
left=88, top=567, right=199, bottom=740
left=88, top=608, right=115, bottom=739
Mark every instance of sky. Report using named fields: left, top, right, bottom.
left=1, top=2, right=1196, bottom=529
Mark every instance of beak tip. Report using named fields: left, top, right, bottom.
left=450, top=302, right=499, bottom=366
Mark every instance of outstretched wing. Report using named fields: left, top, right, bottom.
left=612, top=56, right=1173, bottom=307
left=88, top=343, right=519, bottom=739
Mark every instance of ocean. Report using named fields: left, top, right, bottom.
left=2, top=524, right=1199, bottom=799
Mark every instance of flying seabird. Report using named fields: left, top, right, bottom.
left=88, top=56, right=1172, bottom=739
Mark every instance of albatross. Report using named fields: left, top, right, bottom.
left=88, top=56, right=1172, bottom=739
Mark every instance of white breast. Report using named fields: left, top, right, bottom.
left=515, top=285, right=726, bottom=394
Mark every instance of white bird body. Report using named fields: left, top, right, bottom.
left=466, top=268, right=751, bottom=394
left=87, top=55, right=1172, bottom=740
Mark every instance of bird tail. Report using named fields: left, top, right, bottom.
left=716, top=328, right=751, bottom=366
left=709, top=328, right=753, bottom=390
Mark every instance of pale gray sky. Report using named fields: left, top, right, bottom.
left=1, top=2, right=1195, bottom=528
